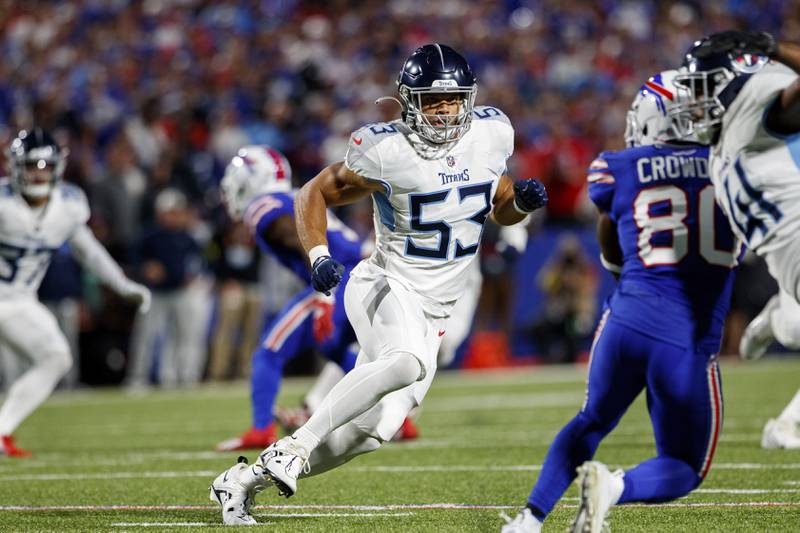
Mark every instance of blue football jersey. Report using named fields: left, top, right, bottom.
left=243, top=192, right=363, bottom=283
left=588, top=144, right=741, bottom=353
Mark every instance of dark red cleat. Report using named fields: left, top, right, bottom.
left=216, top=423, right=277, bottom=452
left=1, top=435, right=31, bottom=458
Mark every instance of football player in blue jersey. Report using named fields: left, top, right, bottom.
left=501, top=70, right=741, bottom=533
left=215, top=145, right=364, bottom=451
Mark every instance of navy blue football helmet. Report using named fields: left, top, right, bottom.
left=8, top=128, right=67, bottom=199
left=671, top=35, right=769, bottom=143
left=396, top=43, right=477, bottom=144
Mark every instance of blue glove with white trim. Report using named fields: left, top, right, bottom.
left=311, top=256, right=345, bottom=296
left=513, top=179, right=548, bottom=213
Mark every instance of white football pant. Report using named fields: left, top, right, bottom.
left=0, top=298, right=72, bottom=435
left=296, top=268, right=446, bottom=475
left=765, top=237, right=800, bottom=348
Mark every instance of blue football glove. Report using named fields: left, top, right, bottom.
left=513, top=179, right=548, bottom=213
left=311, top=256, right=345, bottom=296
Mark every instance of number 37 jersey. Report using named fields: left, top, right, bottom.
left=344, top=106, right=513, bottom=317
left=588, top=144, right=741, bottom=353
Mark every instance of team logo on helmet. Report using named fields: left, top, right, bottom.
left=730, top=53, right=768, bottom=74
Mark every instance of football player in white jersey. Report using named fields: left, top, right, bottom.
left=209, top=43, right=547, bottom=525
left=0, top=128, right=150, bottom=457
left=672, top=32, right=800, bottom=448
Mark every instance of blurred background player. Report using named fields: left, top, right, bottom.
left=214, top=145, right=363, bottom=451
left=208, top=43, right=547, bottom=526
left=673, top=31, right=800, bottom=448
left=502, top=70, right=740, bottom=533
left=0, top=128, right=150, bottom=457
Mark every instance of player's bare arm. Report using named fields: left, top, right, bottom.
left=295, top=161, right=382, bottom=295
left=295, top=161, right=382, bottom=255
left=492, top=174, right=548, bottom=226
left=596, top=213, right=623, bottom=278
left=767, top=41, right=800, bottom=134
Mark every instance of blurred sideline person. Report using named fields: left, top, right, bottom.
left=672, top=31, right=800, bottom=449
left=127, top=188, right=208, bottom=387
left=0, top=128, right=149, bottom=457
left=531, top=235, right=598, bottom=363
left=209, top=43, right=547, bottom=525
left=213, top=145, right=364, bottom=451
left=502, top=71, right=740, bottom=532
left=206, top=221, right=262, bottom=380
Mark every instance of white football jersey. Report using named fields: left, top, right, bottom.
left=344, top=105, right=514, bottom=317
left=710, top=62, right=800, bottom=254
left=0, top=179, right=89, bottom=298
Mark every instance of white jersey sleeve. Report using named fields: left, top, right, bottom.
left=472, top=105, right=514, bottom=176
left=710, top=63, right=800, bottom=253
left=344, top=123, right=391, bottom=192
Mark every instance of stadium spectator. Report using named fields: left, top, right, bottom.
left=127, top=188, right=209, bottom=387
left=529, top=235, right=598, bottom=363
left=206, top=221, right=262, bottom=380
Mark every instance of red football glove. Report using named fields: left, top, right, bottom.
left=312, top=296, right=335, bottom=344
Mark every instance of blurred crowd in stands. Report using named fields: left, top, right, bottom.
left=0, top=0, right=794, bottom=387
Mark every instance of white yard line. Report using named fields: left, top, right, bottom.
left=5, top=461, right=800, bottom=481
left=3, top=502, right=800, bottom=513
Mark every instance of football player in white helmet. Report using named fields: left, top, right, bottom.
left=673, top=31, right=800, bottom=448
left=0, top=128, right=150, bottom=457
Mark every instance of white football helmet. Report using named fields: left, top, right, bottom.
left=624, top=70, right=689, bottom=147
left=221, top=145, right=292, bottom=220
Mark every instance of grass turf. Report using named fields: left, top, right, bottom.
left=1, top=357, right=799, bottom=531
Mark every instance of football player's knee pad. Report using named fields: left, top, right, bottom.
left=42, top=349, right=72, bottom=377
left=773, top=310, right=800, bottom=349
left=381, top=351, right=426, bottom=384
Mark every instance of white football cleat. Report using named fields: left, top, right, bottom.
left=209, top=456, right=270, bottom=526
left=740, top=295, right=779, bottom=360
left=259, top=437, right=311, bottom=497
left=571, top=461, right=623, bottom=533
left=761, top=418, right=800, bottom=449
left=499, top=508, right=542, bottom=532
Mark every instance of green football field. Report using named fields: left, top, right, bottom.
left=2, top=357, right=800, bottom=532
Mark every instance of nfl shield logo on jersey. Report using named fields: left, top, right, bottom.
left=446, top=155, right=456, bottom=167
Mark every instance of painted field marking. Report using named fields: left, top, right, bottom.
left=5, top=462, right=800, bottom=481
left=111, top=512, right=414, bottom=527
left=4, top=502, right=800, bottom=513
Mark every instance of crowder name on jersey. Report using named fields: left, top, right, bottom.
left=242, top=191, right=364, bottom=284
left=0, top=178, right=89, bottom=298
left=588, top=144, right=741, bottom=354
left=343, top=106, right=514, bottom=317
